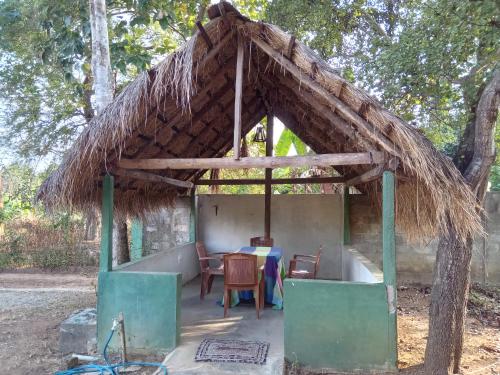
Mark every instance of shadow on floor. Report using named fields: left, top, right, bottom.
left=165, top=276, right=284, bottom=375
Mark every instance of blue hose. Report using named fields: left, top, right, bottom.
left=55, top=322, right=168, bottom=375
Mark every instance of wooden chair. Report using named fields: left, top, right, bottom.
left=195, top=242, right=228, bottom=299
left=223, top=253, right=265, bottom=319
left=288, top=246, right=323, bottom=279
left=250, top=236, right=274, bottom=247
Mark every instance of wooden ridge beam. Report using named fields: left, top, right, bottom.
left=196, top=176, right=345, bottom=185
left=250, top=36, right=399, bottom=157
left=118, top=152, right=385, bottom=170
left=113, top=169, right=194, bottom=189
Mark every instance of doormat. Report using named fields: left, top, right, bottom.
left=195, top=338, right=270, bottom=365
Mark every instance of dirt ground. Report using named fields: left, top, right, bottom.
left=0, top=272, right=97, bottom=374
left=0, top=272, right=498, bottom=374
left=397, top=285, right=499, bottom=375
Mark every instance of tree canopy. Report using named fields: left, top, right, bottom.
left=0, top=0, right=498, bottom=188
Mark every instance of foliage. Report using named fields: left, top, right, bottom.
left=266, top=0, right=500, bottom=183
left=0, top=0, right=200, bottom=159
left=0, top=162, right=97, bottom=270
left=0, top=217, right=97, bottom=270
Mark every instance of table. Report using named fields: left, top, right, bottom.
left=230, top=246, right=285, bottom=309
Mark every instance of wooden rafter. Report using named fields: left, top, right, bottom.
left=113, top=169, right=194, bottom=189
left=188, top=104, right=267, bottom=183
left=250, top=36, right=399, bottom=157
left=345, top=165, right=385, bottom=186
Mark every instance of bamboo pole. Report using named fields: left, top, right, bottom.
left=233, top=34, right=244, bottom=159
left=265, top=113, right=274, bottom=239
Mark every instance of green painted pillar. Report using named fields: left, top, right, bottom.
left=130, top=218, right=143, bottom=261
left=343, top=188, right=350, bottom=245
left=189, top=190, right=197, bottom=242
left=99, top=175, right=114, bottom=272
left=382, top=170, right=397, bottom=366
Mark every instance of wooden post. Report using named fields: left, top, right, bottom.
left=233, top=34, right=244, bottom=160
left=264, top=114, right=274, bottom=239
left=382, top=170, right=397, bottom=366
left=189, top=189, right=197, bottom=243
left=343, top=187, right=350, bottom=245
left=99, top=175, right=114, bottom=272
left=118, top=312, right=127, bottom=363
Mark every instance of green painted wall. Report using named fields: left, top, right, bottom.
left=130, top=218, right=143, bottom=261
left=382, top=171, right=398, bottom=365
left=284, top=279, right=397, bottom=373
left=97, top=271, right=181, bottom=354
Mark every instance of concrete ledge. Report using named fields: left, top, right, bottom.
left=115, top=242, right=198, bottom=284
left=342, top=247, right=383, bottom=283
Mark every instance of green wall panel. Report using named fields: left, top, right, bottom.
left=284, top=279, right=396, bottom=373
left=130, top=218, right=143, bottom=261
left=97, top=271, right=181, bottom=354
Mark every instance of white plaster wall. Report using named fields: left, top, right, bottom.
left=197, top=194, right=343, bottom=279
left=119, top=242, right=198, bottom=284
left=342, top=248, right=383, bottom=283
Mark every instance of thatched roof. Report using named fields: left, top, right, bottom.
left=38, top=2, right=482, bottom=242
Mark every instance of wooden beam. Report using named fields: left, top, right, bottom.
left=250, top=36, right=399, bottom=157
left=345, top=164, right=385, bottom=186
left=118, top=152, right=385, bottom=170
left=195, top=21, right=213, bottom=50
left=265, top=113, right=274, bottom=239
left=233, top=34, right=244, bottom=159
left=274, top=74, right=374, bottom=151
left=113, top=168, right=194, bottom=189
left=196, top=176, right=345, bottom=185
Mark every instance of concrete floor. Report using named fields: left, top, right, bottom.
left=165, top=277, right=284, bottom=375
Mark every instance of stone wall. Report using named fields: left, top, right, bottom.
left=349, top=192, right=500, bottom=285
left=142, top=198, right=191, bottom=256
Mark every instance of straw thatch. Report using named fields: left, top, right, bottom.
left=38, top=2, right=482, bottom=243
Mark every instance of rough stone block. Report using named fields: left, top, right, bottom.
left=60, top=308, right=97, bottom=355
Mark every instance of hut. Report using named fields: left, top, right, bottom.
left=39, top=2, right=481, bottom=373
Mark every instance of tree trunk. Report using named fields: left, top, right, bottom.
left=84, top=208, right=98, bottom=241
left=89, top=0, right=113, bottom=113
left=89, top=0, right=129, bottom=264
left=425, top=69, right=499, bottom=374
left=0, top=173, right=4, bottom=238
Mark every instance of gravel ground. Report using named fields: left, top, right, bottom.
left=0, top=272, right=97, bottom=374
